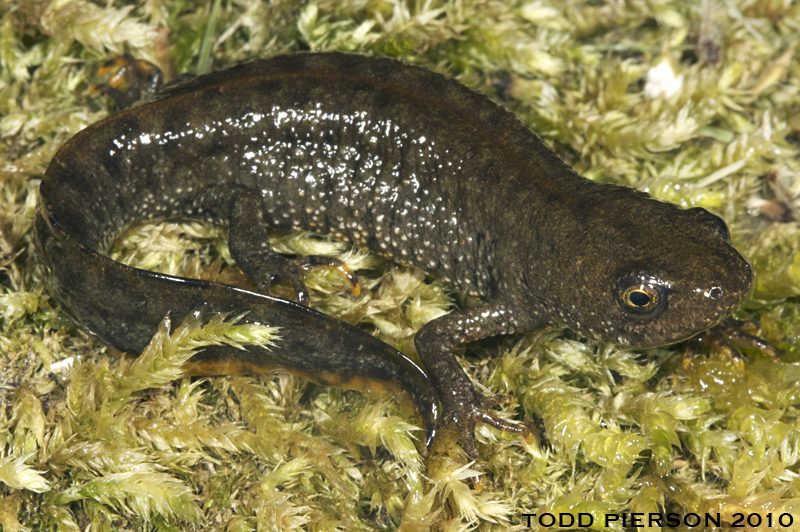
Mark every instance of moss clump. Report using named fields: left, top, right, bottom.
left=1, top=0, right=798, bottom=530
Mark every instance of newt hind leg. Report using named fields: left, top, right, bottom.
left=92, top=54, right=165, bottom=109
left=415, top=294, right=546, bottom=461
left=229, top=194, right=358, bottom=305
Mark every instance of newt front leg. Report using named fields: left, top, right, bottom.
left=415, top=294, right=543, bottom=460
left=682, top=318, right=784, bottom=371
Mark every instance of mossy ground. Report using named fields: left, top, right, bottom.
left=1, top=0, right=799, bottom=530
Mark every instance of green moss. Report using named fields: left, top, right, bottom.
left=1, top=0, right=799, bottom=529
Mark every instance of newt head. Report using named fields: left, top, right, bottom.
left=532, top=184, right=754, bottom=349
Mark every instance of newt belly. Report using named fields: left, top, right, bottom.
left=36, top=52, right=768, bottom=461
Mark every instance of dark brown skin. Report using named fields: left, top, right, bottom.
left=36, top=52, right=762, bottom=462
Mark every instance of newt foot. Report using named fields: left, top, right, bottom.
left=436, top=386, right=531, bottom=462
left=682, top=318, right=784, bottom=371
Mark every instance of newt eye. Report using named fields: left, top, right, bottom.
left=707, top=213, right=730, bottom=241
left=688, top=207, right=730, bottom=242
left=616, top=276, right=668, bottom=317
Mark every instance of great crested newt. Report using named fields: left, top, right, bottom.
left=35, top=52, right=780, bottom=462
